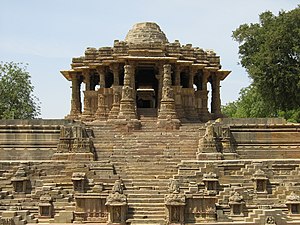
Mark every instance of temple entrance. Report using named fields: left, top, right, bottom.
left=135, top=67, right=158, bottom=119
left=135, top=67, right=158, bottom=109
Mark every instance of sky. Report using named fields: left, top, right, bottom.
left=0, top=0, right=298, bottom=118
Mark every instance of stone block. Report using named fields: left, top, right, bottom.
left=54, top=211, right=74, bottom=223
left=2, top=211, right=17, bottom=217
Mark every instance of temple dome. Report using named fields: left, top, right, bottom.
left=125, top=22, right=168, bottom=44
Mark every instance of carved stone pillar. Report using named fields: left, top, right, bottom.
left=157, top=64, right=180, bottom=130
left=82, top=70, right=92, bottom=119
left=118, top=65, right=137, bottom=120
left=211, top=73, right=221, bottom=117
left=113, top=65, right=140, bottom=130
left=97, top=67, right=106, bottom=88
left=156, top=64, right=163, bottom=107
left=184, top=68, right=198, bottom=120
left=188, top=68, right=195, bottom=88
left=175, top=65, right=181, bottom=86
left=95, top=93, right=108, bottom=120
left=173, top=66, right=185, bottom=120
left=198, top=69, right=210, bottom=122
left=108, top=89, right=121, bottom=120
left=110, top=64, right=119, bottom=86
left=69, top=73, right=81, bottom=118
left=173, top=86, right=185, bottom=120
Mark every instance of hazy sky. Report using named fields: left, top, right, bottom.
left=1, top=0, right=298, bottom=118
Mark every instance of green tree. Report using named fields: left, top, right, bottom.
left=223, top=6, right=300, bottom=122
left=222, top=85, right=269, bottom=118
left=0, top=62, right=40, bottom=119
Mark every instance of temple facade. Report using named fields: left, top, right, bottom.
left=61, top=22, right=230, bottom=126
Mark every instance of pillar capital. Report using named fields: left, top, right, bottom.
left=82, top=69, right=91, bottom=89
left=96, top=66, right=105, bottom=74
left=176, top=64, right=183, bottom=71
left=110, top=63, right=120, bottom=86
left=203, top=69, right=210, bottom=79
left=175, top=65, right=182, bottom=86
left=81, top=69, right=90, bottom=77
left=109, top=63, right=119, bottom=72
left=190, top=67, right=198, bottom=75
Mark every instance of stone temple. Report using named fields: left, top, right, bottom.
left=61, top=22, right=230, bottom=127
left=0, top=22, right=300, bottom=225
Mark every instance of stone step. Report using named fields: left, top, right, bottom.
left=128, top=202, right=165, bottom=207
left=127, top=198, right=164, bottom=203
left=127, top=193, right=165, bottom=198
left=127, top=218, right=165, bottom=224
left=127, top=214, right=166, bottom=220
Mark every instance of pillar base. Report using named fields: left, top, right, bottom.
left=157, top=118, right=181, bottom=130
left=118, top=99, right=137, bottom=120
left=81, top=113, right=94, bottom=122
left=95, top=106, right=108, bottom=121
left=65, top=114, right=80, bottom=120
left=112, top=119, right=141, bottom=132
left=108, top=105, right=120, bottom=120
left=211, top=112, right=224, bottom=120
left=198, top=110, right=211, bottom=122
left=185, top=106, right=199, bottom=121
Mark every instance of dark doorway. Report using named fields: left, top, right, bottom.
left=135, top=67, right=158, bottom=108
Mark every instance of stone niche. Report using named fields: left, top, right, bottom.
left=52, top=124, right=95, bottom=161
left=38, top=195, right=53, bottom=218
left=185, top=195, right=216, bottom=223
left=197, top=123, right=222, bottom=160
left=228, top=192, right=245, bottom=216
left=202, top=172, right=218, bottom=195
left=105, top=179, right=127, bottom=225
left=252, top=169, right=268, bottom=193
left=74, top=193, right=108, bottom=223
left=72, top=172, right=86, bottom=193
left=11, top=164, right=30, bottom=194
left=286, top=192, right=300, bottom=215
left=165, top=179, right=186, bottom=224
left=165, top=193, right=186, bottom=224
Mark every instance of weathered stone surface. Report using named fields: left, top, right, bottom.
left=125, top=22, right=168, bottom=45
left=61, top=22, right=230, bottom=126
left=0, top=22, right=300, bottom=225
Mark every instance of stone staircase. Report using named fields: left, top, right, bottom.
left=137, top=108, right=158, bottom=121
left=88, top=122, right=204, bottom=224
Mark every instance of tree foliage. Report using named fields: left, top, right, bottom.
left=222, top=85, right=267, bottom=118
left=0, top=62, right=40, bottom=119
left=223, top=6, right=300, bottom=122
